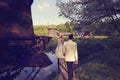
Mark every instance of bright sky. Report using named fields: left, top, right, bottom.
left=31, top=0, right=68, bottom=26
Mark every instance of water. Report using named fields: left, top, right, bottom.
left=15, top=53, right=58, bottom=80
left=0, top=53, right=58, bottom=80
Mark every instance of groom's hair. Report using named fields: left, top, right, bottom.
left=68, top=34, right=73, bottom=39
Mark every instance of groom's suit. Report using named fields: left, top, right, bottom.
left=63, top=40, right=78, bottom=62
left=63, top=39, right=78, bottom=80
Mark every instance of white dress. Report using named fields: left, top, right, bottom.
left=55, top=43, right=64, bottom=58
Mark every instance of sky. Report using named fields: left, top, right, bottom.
left=31, top=0, right=68, bottom=25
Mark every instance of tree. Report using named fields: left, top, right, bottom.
left=56, top=23, right=67, bottom=32
left=56, top=0, right=120, bottom=35
left=33, top=25, right=48, bottom=36
left=56, top=23, right=77, bottom=35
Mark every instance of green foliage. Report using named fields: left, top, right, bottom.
left=57, top=0, right=120, bottom=36
left=33, top=25, right=48, bottom=36
left=89, top=20, right=120, bottom=36
left=33, top=24, right=77, bottom=37
left=66, top=23, right=77, bottom=35
left=56, top=23, right=67, bottom=32
left=46, top=37, right=58, bottom=53
left=56, top=23, right=77, bottom=36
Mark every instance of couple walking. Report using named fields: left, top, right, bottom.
left=55, top=34, right=78, bottom=80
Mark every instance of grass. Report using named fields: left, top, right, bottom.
left=75, top=49, right=120, bottom=80
left=94, top=36, right=108, bottom=39
left=74, top=37, right=120, bottom=80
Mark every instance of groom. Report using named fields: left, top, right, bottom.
left=63, top=34, right=78, bottom=80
